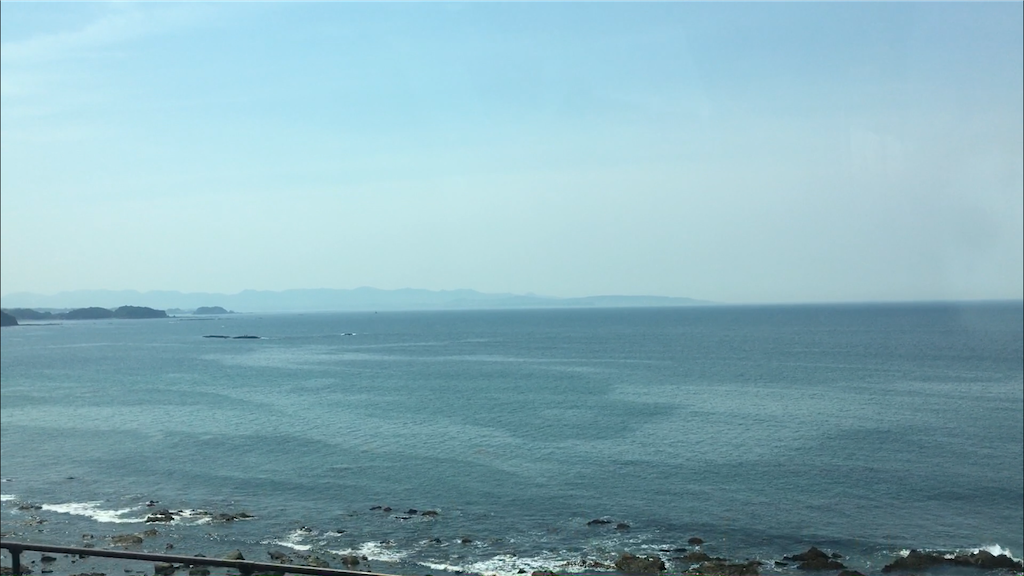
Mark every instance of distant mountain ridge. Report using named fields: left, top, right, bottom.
left=0, top=288, right=712, bottom=313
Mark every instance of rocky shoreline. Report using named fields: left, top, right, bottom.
left=2, top=505, right=1022, bottom=576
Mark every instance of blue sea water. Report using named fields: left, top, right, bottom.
left=1, top=303, right=1022, bottom=576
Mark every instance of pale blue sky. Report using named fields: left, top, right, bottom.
left=2, top=2, right=1022, bottom=303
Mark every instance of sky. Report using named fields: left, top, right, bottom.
left=1, top=3, right=1022, bottom=304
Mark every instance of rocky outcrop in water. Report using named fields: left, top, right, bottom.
left=615, top=553, right=666, bottom=574
left=1, top=311, right=20, bottom=326
left=687, top=560, right=761, bottom=576
left=882, top=549, right=1023, bottom=572
left=784, top=547, right=847, bottom=571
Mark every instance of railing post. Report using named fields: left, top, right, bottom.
left=10, top=545, right=22, bottom=576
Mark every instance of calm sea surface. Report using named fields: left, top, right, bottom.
left=1, top=303, right=1022, bottom=575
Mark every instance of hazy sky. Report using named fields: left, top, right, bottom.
left=2, top=3, right=1022, bottom=304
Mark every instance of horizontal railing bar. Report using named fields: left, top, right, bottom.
left=0, top=540, right=396, bottom=576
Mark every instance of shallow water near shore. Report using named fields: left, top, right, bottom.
left=2, top=303, right=1022, bottom=575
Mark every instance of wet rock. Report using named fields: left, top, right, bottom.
left=688, top=561, right=761, bottom=576
left=145, top=510, right=175, bottom=523
left=381, top=506, right=392, bottom=512
left=684, top=551, right=714, bottom=562
left=688, top=537, right=705, bottom=546
left=967, top=550, right=1023, bottom=570
left=110, top=534, right=144, bottom=546
left=616, top=523, right=631, bottom=530
left=268, top=551, right=291, bottom=563
left=17, top=504, right=42, bottom=511
left=222, top=550, right=244, bottom=561
left=461, top=538, right=474, bottom=544
left=838, top=571, right=864, bottom=576
left=421, top=510, right=439, bottom=517
left=304, top=557, right=329, bottom=568
left=587, top=518, right=612, bottom=526
left=152, top=563, right=176, bottom=576
left=82, top=534, right=95, bottom=540
left=164, top=544, right=174, bottom=551
left=614, top=553, right=666, bottom=575
left=40, top=556, right=57, bottom=564
left=141, top=529, right=159, bottom=538
left=406, top=509, right=418, bottom=514
left=340, top=555, right=361, bottom=567
left=786, top=547, right=830, bottom=562
left=881, top=550, right=948, bottom=573
left=369, top=505, right=382, bottom=511
left=797, top=557, right=846, bottom=571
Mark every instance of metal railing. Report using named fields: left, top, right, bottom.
left=0, top=540, right=396, bottom=576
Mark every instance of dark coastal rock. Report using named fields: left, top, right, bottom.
left=881, top=550, right=948, bottom=573
left=882, top=549, right=1024, bottom=573
left=140, top=529, right=159, bottom=538
left=109, top=534, right=144, bottom=546
left=145, top=509, right=175, bottom=523
left=303, top=557, right=329, bottom=568
left=339, top=555, right=360, bottom=567
left=461, top=537, right=474, bottom=544
left=587, top=518, right=612, bottom=526
left=152, top=563, right=176, bottom=576
left=381, top=506, right=392, bottom=512
left=797, top=557, right=846, bottom=570
left=838, top=571, right=865, bottom=576
left=616, top=523, right=631, bottom=530
left=786, top=547, right=831, bottom=562
left=369, top=505, right=382, bottom=510
left=967, top=550, right=1023, bottom=570
left=222, top=550, right=244, bottom=561
left=17, top=503, right=42, bottom=510
left=421, top=510, right=439, bottom=517
left=406, top=508, right=418, bottom=514
left=688, top=537, right=705, bottom=546
left=688, top=561, right=760, bottom=576
left=614, top=553, right=666, bottom=575
left=268, top=551, right=291, bottom=563
left=40, top=556, right=57, bottom=564
left=683, top=551, right=716, bottom=562
left=232, top=335, right=259, bottom=339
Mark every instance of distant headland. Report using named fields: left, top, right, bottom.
left=0, top=305, right=243, bottom=324
left=2, top=305, right=169, bottom=322
left=0, top=288, right=712, bottom=314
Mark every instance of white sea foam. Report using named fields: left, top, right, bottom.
left=899, top=545, right=1021, bottom=562
left=41, top=501, right=144, bottom=523
left=419, top=551, right=589, bottom=576
left=331, top=541, right=408, bottom=563
left=0, top=494, right=16, bottom=501
left=972, top=545, right=1021, bottom=561
left=267, top=530, right=313, bottom=552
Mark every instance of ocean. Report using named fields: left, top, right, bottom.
left=1, top=303, right=1022, bottom=576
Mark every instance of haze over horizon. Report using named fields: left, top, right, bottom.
left=2, top=3, right=1022, bottom=305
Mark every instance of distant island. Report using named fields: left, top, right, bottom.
left=193, top=306, right=233, bottom=315
left=0, top=288, right=713, bottom=313
left=0, top=311, right=17, bottom=327
left=2, top=306, right=168, bottom=321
